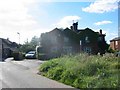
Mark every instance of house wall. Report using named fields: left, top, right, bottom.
left=0, top=39, right=2, bottom=61
left=81, top=42, right=98, bottom=55
left=3, top=42, right=10, bottom=49
left=2, top=42, right=11, bottom=59
left=40, top=27, right=107, bottom=58
left=78, top=29, right=100, bottom=54
left=118, top=40, right=120, bottom=51
left=110, top=40, right=120, bottom=51
left=0, top=38, right=18, bottom=61
left=110, top=41, right=115, bottom=50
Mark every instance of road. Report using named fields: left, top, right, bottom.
left=0, top=58, right=75, bottom=89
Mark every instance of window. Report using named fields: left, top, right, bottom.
left=115, top=41, right=118, bottom=45
left=63, top=46, right=72, bottom=53
left=80, top=40, right=82, bottom=45
left=85, top=36, right=90, bottom=43
left=85, top=36, right=88, bottom=41
left=84, top=47, right=91, bottom=53
left=64, top=37, right=69, bottom=43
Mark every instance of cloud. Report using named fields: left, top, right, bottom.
left=94, top=20, right=112, bottom=26
left=82, top=0, right=118, bottom=13
left=0, top=0, right=44, bottom=44
left=0, top=0, right=38, bottom=29
left=54, top=16, right=81, bottom=28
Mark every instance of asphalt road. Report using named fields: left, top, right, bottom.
left=0, top=58, right=75, bottom=89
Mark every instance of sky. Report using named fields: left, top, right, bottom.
left=0, top=0, right=119, bottom=44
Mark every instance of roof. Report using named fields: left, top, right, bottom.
left=0, top=38, right=19, bottom=48
left=48, top=28, right=62, bottom=35
left=110, top=37, right=120, bottom=41
left=2, top=38, right=12, bottom=45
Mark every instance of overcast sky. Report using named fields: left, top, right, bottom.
left=0, top=0, right=119, bottom=44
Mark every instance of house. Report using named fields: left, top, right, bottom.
left=40, top=22, right=107, bottom=58
left=110, top=37, right=120, bottom=51
left=0, top=38, right=19, bottom=61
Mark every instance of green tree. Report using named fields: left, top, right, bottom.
left=30, top=36, right=40, bottom=49
left=20, top=36, right=40, bottom=53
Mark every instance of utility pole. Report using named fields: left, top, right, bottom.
left=17, top=32, right=20, bottom=45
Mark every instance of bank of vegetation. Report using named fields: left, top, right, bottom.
left=39, top=53, right=119, bottom=88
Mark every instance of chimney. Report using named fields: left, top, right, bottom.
left=70, top=26, right=73, bottom=30
left=7, top=38, right=9, bottom=40
left=73, top=22, right=78, bottom=31
left=100, top=29, right=102, bottom=34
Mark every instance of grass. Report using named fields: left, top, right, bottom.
left=39, top=53, right=119, bottom=88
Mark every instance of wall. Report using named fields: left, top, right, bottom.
left=110, top=41, right=115, bottom=50
left=118, top=40, right=120, bottom=51
left=0, top=39, right=2, bottom=61
left=110, top=40, right=120, bottom=51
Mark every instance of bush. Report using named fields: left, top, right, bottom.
left=47, top=66, right=64, bottom=80
left=39, top=59, right=59, bottom=72
left=13, top=52, right=24, bottom=60
left=60, top=70, right=77, bottom=85
left=107, top=47, right=116, bottom=53
left=39, top=53, right=119, bottom=88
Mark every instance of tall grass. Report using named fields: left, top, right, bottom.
left=39, top=53, right=119, bottom=88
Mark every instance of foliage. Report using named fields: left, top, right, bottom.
left=20, top=36, right=40, bottom=53
left=13, top=51, right=25, bottom=60
left=107, top=47, right=116, bottom=53
left=47, top=66, right=64, bottom=80
left=40, top=59, right=59, bottom=73
left=39, top=53, right=119, bottom=88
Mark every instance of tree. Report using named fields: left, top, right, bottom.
left=20, top=36, right=40, bottom=53
left=30, top=36, right=40, bottom=49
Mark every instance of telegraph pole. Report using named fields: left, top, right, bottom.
left=17, top=32, right=20, bottom=45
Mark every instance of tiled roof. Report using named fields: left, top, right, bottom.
left=0, top=38, right=19, bottom=47
left=110, top=37, right=120, bottom=41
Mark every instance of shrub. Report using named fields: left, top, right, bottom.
left=39, top=60, right=59, bottom=73
left=107, top=47, right=116, bottom=53
left=73, top=77, right=83, bottom=88
left=13, top=52, right=24, bottom=60
left=47, top=66, right=64, bottom=80
left=39, top=53, right=119, bottom=88
left=60, top=70, right=77, bottom=85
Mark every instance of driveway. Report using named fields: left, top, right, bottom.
left=0, top=58, right=76, bottom=89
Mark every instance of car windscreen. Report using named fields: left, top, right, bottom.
left=28, top=51, right=35, bottom=54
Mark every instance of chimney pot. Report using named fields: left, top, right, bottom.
left=70, top=26, right=73, bottom=30
left=73, top=22, right=78, bottom=31
left=100, top=29, right=102, bottom=34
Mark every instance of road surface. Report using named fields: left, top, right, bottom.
left=0, top=58, right=76, bottom=89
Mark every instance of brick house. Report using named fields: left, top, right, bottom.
left=0, top=38, right=19, bottom=61
left=110, top=37, right=120, bottom=51
left=40, top=22, right=107, bottom=58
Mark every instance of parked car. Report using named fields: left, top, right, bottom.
left=25, top=51, right=36, bottom=59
